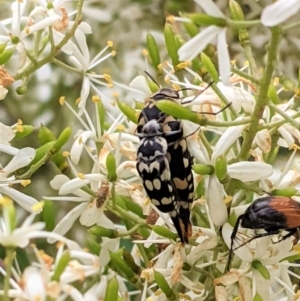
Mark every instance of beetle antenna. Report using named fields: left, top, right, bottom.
left=181, top=81, right=214, bottom=105
left=144, top=71, right=160, bottom=88
left=197, top=102, right=232, bottom=116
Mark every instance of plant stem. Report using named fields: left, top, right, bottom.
left=238, top=27, right=281, bottom=161
left=52, top=58, right=83, bottom=74
left=206, top=117, right=251, bottom=127
left=4, top=248, right=15, bottom=301
left=231, top=67, right=260, bottom=84
left=261, top=111, right=300, bottom=130
left=108, top=204, right=148, bottom=227
left=268, top=101, right=300, bottom=129
left=227, top=19, right=261, bottom=28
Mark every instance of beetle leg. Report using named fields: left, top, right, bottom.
left=225, top=214, right=244, bottom=272
left=273, top=228, right=297, bottom=244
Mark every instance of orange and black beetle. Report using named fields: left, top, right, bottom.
left=226, top=196, right=300, bottom=270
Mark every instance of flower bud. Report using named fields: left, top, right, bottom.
left=97, top=99, right=106, bottom=136
left=87, top=236, right=101, bottom=255
left=16, top=85, right=27, bottom=95
left=0, top=43, right=7, bottom=54
left=201, top=53, right=219, bottom=83
left=121, top=196, right=143, bottom=217
left=30, top=141, right=56, bottom=167
left=116, top=99, right=138, bottom=124
left=183, top=22, right=199, bottom=37
left=104, top=277, right=119, bottom=301
left=271, top=187, right=297, bottom=197
left=215, top=156, right=228, bottom=181
left=0, top=47, right=14, bottom=64
left=252, top=294, right=263, bottom=301
left=151, top=225, right=178, bottom=241
left=42, top=200, right=56, bottom=231
left=186, top=13, right=226, bottom=27
left=54, top=127, right=72, bottom=149
left=89, top=226, right=118, bottom=238
left=123, top=250, right=141, bottom=275
left=51, top=251, right=71, bottom=281
left=164, top=23, right=179, bottom=69
left=38, top=124, right=56, bottom=145
left=146, top=33, right=161, bottom=70
left=2, top=197, right=16, bottom=233
left=229, top=0, right=249, bottom=42
left=155, top=100, right=207, bottom=125
left=252, top=260, right=270, bottom=280
left=110, top=251, right=138, bottom=283
left=154, top=270, right=176, bottom=300
left=14, top=125, right=34, bottom=139
left=280, top=76, right=296, bottom=91
left=193, top=164, right=214, bottom=175
left=229, top=0, right=245, bottom=21
left=268, top=85, right=279, bottom=105
left=106, top=152, right=117, bottom=182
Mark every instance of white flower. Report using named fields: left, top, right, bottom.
left=178, top=0, right=230, bottom=85
left=261, top=0, right=300, bottom=27
left=68, top=39, right=115, bottom=115
left=0, top=147, right=41, bottom=212
left=222, top=222, right=298, bottom=300
left=189, top=123, right=273, bottom=226
left=0, top=198, right=69, bottom=248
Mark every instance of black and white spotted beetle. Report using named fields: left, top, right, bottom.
left=136, top=72, right=198, bottom=244
left=136, top=119, right=187, bottom=243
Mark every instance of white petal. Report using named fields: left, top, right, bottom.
left=70, top=130, right=96, bottom=164
left=0, top=186, right=40, bottom=212
left=59, top=178, right=91, bottom=195
left=79, top=201, right=102, bottom=227
left=53, top=31, right=73, bottom=54
left=212, top=123, right=246, bottom=162
left=23, top=267, right=46, bottom=301
left=261, top=0, right=300, bottom=27
left=0, top=144, right=18, bottom=155
left=16, top=42, right=27, bottom=69
left=76, top=22, right=92, bottom=34
left=206, top=175, right=227, bottom=226
left=78, top=77, right=91, bottom=116
left=48, top=202, right=87, bottom=243
left=99, top=238, right=120, bottom=267
left=129, top=75, right=151, bottom=96
left=21, top=15, right=61, bottom=38
left=254, top=129, right=271, bottom=153
left=278, top=126, right=295, bottom=147
left=74, top=28, right=90, bottom=64
left=222, top=223, right=252, bottom=262
left=3, top=147, right=35, bottom=173
left=228, top=162, right=273, bottom=181
left=194, top=0, right=224, bottom=18
left=0, top=122, right=15, bottom=144
left=96, top=213, right=115, bottom=229
left=216, top=82, right=255, bottom=114
left=50, top=174, right=70, bottom=190
left=277, top=170, right=300, bottom=189
left=178, top=26, right=220, bottom=61
left=0, top=85, right=8, bottom=100
left=62, top=284, right=84, bottom=301
left=217, top=29, right=230, bottom=86
left=11, top=0, right=27, bottom=36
